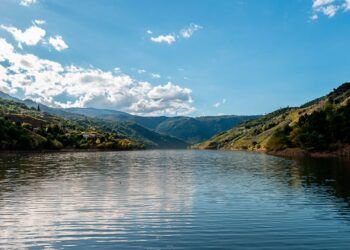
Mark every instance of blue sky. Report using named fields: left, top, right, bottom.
left=0, top=0, right=350, bottom=116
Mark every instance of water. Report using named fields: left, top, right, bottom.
left=0, top=150, right=350, bottom=249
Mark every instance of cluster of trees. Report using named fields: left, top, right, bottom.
left=0, top=117, right=38, bottom=150
left=267, top=100, right=350, bottom=152
left=0, top=117, right=143, bottom=151
left=38, top=124, right=141, bottom=150
left=0, top=97, right=146, bottom=151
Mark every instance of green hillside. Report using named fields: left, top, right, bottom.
left=63, top=107, right=259, bottom=143
left=0, top=98, right=142, bottom=150
left=154, top=115, right=259, bottom=144
left=194, top=83, right=350, bottom=157
left=0, top=96, right=188, bottom=150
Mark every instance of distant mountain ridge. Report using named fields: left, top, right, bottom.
left=0, top=91, right=22, bottom=102
left=63, top=107, right=260, bottom=143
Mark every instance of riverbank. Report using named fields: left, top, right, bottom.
left=2, top=146, right=350, bottom=159
left=192, top=144, right=350, bottom=159
left=267, top=145, right=350, bottom=159
left=0, top=147, right=146, bottom=154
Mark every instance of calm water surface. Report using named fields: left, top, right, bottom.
left=1, top=150, right=350, bottom=249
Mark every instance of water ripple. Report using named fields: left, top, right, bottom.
left=0, top=150, right=350, bottom=249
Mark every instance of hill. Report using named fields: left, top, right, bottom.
left=194, top=83, right=350, bottom=157
left=0, top=98, right=142, bottom=150
left=0, top=95, right=188, bottom=150
left=63, top=107, right=259, bottom=143
left=0, top=91, right=258, bottom=149
left=154, top=115, right=260, bottom=144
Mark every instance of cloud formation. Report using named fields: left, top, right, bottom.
left=150, top=34, right=176, bottom=44
left=180, top=23, right=203, bottom=38
left=1, top=24, right=46, bottom=47
left=48, top=35, right=68, bottom=51
left=33, top=19, right=45, bottom=25
left=150, top=73, right=161, bottom=79
left=1, top=23, right=68, bottom=52
left=149, top=23, right=202, bottom=45
left=213, top=98, right=226, bottom=108
left=311, top=0, right=350, bottom=19
left=0, top=38, right=194, bottom=116
left=20, top=0, right=37, bottom=6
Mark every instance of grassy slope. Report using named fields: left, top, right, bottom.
left=194, top=83, right=350, bottom=154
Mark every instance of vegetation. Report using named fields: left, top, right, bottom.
left=267, top=98, right=350, bottom=152
left=194, top=82, right=350, bottom=155
left=0, top=98, right=143, bottom=150
left=62, top=107, right=259, bottom=144
left=0, top=92, right=190, bottom=149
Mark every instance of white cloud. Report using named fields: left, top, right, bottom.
left=322, top=4, right=339, bottom=16
left=313, top=0, right=334, bottom=8
left=148, top=23, right=202, bottom=44
left=137, top=69, right=146, bottom=74
left=150, top=73, right=161, bottom=79
left=1, top=23, right=68, bottom=51
left=150, top=34, right=176, bottom=44
left=343, top=0, right=350, bottom=10
left=180, top=23, right=202, bottom=38
left=311, top=0, right=350, bottom=19
left=1, top=24, right=46, bottom=47
left=213, top=102, right=221, bottom=108
left=33, top=19, right=45, bottom=25
left=20, top=0, right=37, bottom=6
left=213, top=98, right=226, bottom=108
left=48, top=35, right=68, bottom=51
left=311, top=14, right=319, bottom=20
left=0, top=38, right=194, bottom=116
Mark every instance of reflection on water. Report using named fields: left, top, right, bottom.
left=0, top=150, right=350, bottom=249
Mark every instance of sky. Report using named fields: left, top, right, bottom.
left=0, top=0, right=350, bottom=116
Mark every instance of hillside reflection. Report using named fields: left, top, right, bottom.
left=295, top=157, right=350, bottom=202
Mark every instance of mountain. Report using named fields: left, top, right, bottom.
left=84, top=119, right=188, bottom=149
left=194, top=83, right=350, bottom=157
left=0, top=91, right=258, bottom=148
left=154, top=115, right=260, bottom=144
left=0, top=91, right=22, bottom=102
left=0, top=93, right=188, bottom=149
left=63, top=107, right=259, bottom=143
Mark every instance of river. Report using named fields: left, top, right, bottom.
left=0, top=150, right=350, bottom=249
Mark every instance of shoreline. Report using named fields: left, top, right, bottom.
left=1, top=146, right=349, bottom=160
left=0, top=148, right=145, bottom=154
left=0, top=147, right=192, bottom=154
left=192, top=145, right=350, bottom=160
left=267, top=145, right=350, bottom=159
